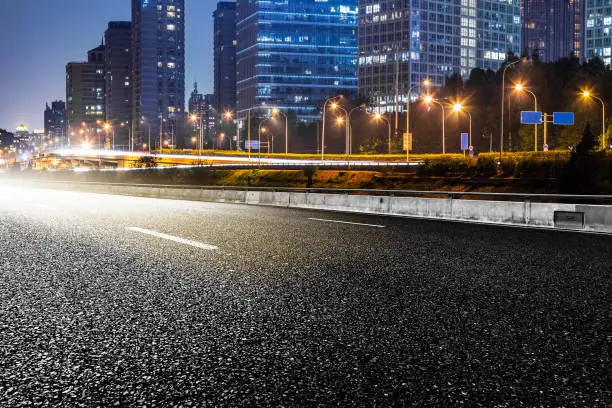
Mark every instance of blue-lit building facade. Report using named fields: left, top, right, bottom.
left=584, top=0, right=612, bottom=64
left=521, top=0, right=583, bottom=62
left=132, top=0, right=185, bottom=147
left=358, top=0, right=521, bottom=113
left=236, top=0, right=359, bottom=122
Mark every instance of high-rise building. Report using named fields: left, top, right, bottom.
left=44, top=101, right=67, bottom=145
left=522, top=0, right=583, bottom=62
left=66, top=44, right=106, bottom=144
left=236, top=0, right=359, bottom=122
left=132, top=0, right=186, bottom=148
left=358, top=0, right=522, bottom=113
left=188, top=81, right=205, bottom=137
left=188, top=85, right=218, bottom=147
left=105, top=21, right=133, bottom=147
left=214, top=1, right=237, bottom=113
left=584, top=0, right=612, bottom=64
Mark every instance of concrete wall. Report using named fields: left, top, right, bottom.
left=16, top=181, right=612, bottom=233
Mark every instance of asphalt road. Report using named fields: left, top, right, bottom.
left=0, top=184, right=610, bottom=407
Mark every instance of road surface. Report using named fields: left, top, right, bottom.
left=0, top=185, right=610, bottom=406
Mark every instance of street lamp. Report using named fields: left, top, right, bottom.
left=374, top=112, right=392, bottom=154
left=321, top=95, right=343, bottom=160
left=582, top=90, right=606, bottom=149
left=258, top=119, right=270, bottom=163
left=190, top=114, right=204, bottom=165
left=405, top=78, right=431, bottom=159
left=500, top=58, right=522, bottom=160
left=515, top=84, right=539, bottom=151
left=347, top=105, right=367, bottom=157
left=330, top=103, right=349, bottom=158
left=423, top=95, right=446, bottom=154
left=453, top=102, right=472, bottom=150
left=121, top=122, right=132, bottom=151
left=271, top=107, right=289, bottom=155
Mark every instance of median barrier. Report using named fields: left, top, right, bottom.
left=9, top=180, right=612, bottom=233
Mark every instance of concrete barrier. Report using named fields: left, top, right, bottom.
left=12, top=181, right=612, bottom=233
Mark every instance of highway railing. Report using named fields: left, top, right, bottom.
left=14, top=179, right=612, bottom=205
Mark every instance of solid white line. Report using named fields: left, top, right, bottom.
left=308, top=218, right=386, bottom=228
left=126, top=227, right=218, bottom=250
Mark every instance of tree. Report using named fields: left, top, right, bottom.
left=576, top=123, right=598, bottom=155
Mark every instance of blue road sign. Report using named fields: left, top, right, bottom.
left=245, top=140, right=260, bottom=149
left=461, top=133, right=469, bottom=150
left=553, top=112, right=574, bottom=125
left=521, top=111, right=543, bottom=124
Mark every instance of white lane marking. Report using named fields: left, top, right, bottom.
left=308, top=218, right=386, bottom=228
left=126, top=227, right=218, bottom=250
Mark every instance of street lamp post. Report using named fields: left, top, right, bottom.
left=405, top=79, right=431, bottom=160
left=271, top=108, right=289, bottom=155
left=374, top=113, right=392, bottom=154
left=424, top=96, right=446, bottom=154
left=582, top=91, right=606, bottom=149
left=453, top=103, right=472, bottom=148
left=258, top=119, right=270, bottom=164
left=500, top=59, right=521, bottom=161
left=321, top=95, right=342, bottom=160
left=330, top=104, right=349, bottom=158
left=515, top=84, right=538, bottom=151
left=347, top=105, right=366, bottom=156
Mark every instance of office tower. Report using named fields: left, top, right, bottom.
left=132, top=0, right=185, bottom=148
left=66, top=44, right=105, bottom=145
left=236, top=0, right=359, bottom=122
left=358, top=0, right=521, bottom=113
left=105, top=21, right=133, bottom=148
left=44, top=101, right=67, bottom=146
left=214, top=1, right=237, bottom=113
left=188, top=81, right=205, bottom=137
left=522, top=0, right=583, bottom=62
left=584, top=0, right=612, bottom=64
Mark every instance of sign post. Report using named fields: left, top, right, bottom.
left=460, top=133, right=469, bottom=153
left=403, top=132, right=413, bottom=161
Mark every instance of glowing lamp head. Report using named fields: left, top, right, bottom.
left=330, top=102, right=338, bottom=110
left=224, top=111, right=233, bottom=119
left=261, top=127, right=267, bottom=133
left=191, top=137, right=197, bottom=142
left=191, top=114, right=197, bottom=122
left=453, top=103, right=463, bottom=112
left=272, top=108, right=279, bottom=115
left=423, top=79, right=431, bottom=87
left=374, top=113, right=382, bottom=120
left=515, top=84, right=524, bottom=92
left=423, top=95, right=433, bottom=104
left=583, top=91, right=591, bottom=98
left=336, top=117, right=344, bottom=124
left=103, top=123, right=110, bottom=130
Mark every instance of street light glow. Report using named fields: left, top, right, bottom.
left=423, top=79, right=431, bottom=87
left=515, top=83, right=524, bottom=92
left=423, top=95, right=433, bottom=103
left=583, top=90, right=591, bottom=98
left=336, top=116, right=344, bottom=124
left=374, top=113, right=382, bottom=120
left=272, top=108, right=279, bottom=115
left=453, top=103, right=463, bottom=112
left=224, top=111, right=233, bottom=119
left=331, top=102, right=338, bottom=109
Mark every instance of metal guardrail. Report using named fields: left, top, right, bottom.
left=19, top=179, right=612, bottom=204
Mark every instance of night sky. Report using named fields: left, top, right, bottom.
left=0, top=1, right=216, bottom=131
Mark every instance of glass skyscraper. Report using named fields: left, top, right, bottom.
left=358, top=0, right=521, bottom=113
left=236, top=0, right=359, bottom=122
left=584, top=0, right=612, bottom=64
left=132, top=0, right=185, bottom=147
left=522, top=0, right=583, bottom=62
